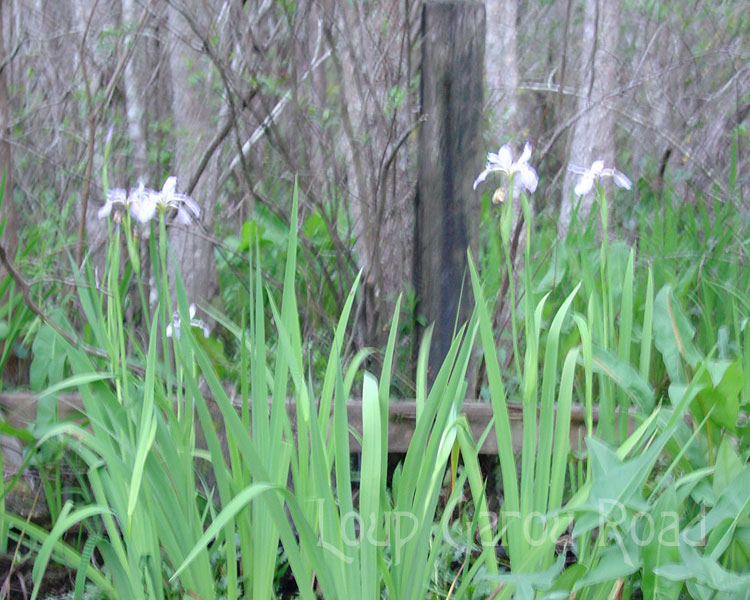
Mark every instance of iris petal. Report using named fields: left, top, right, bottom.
left=98, top=201, right=113, bottom=219
left=496, top=144, right=513, bottom=171
left=518, top=142, right=532, bottom=165
left=614, top=170, right=632, bottom=190
left=518, top=165, right=539, bottom=193
left=572, top=161, right=632, bottom=196
left=590, top=160, right=605, bottom=176
left=162, top=176, right=177, bottom=197
left=473, top=169, right=491, bottom=190
left=575, top=174, right=594, bottom=196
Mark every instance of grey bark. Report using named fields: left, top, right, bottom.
left=484, top=0, right=529, bottom=366
left=485, top=0, right=519, bottom=139
left=167, top=1, right=218, bottom=308
left=324, top=1, right=417, bottom=346
left=559, top=0, right=621, bottom=238
left=121, top=0, right=149, bottom=178
left=0, top=0, right=16, bottom=264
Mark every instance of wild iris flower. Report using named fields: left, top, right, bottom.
left=156, top=176, right=200, bottom=224
left=568, top=160, right=632, bottom=196
left=97, top=188, right=128, bottom=220
left=166, top=303, right=210, bottom=339
left=97, top=176, right=200, bottom=225
left=129, top=181, right=157, bottom=223
left=473, top=142, right=539, bottom=195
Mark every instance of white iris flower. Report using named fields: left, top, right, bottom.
left=166, top=303, right=210, bottom=339
left=568, top=160, right=632, bottom=197
left=473, top=142, right=539, bottom=195
left=128, top=181, right=157, bottom=224
left=97, top=188, right=128, bottom=220
left=97, top=176, right=200, bottom=225
left=156, top=176, right=200, bottom=224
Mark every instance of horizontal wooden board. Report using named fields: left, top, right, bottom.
left=0, top=391, right=621, bottom=455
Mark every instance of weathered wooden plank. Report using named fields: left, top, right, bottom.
left=0, top=392, right=601, bottom=455
left=416, top=1, right=485, bottom=379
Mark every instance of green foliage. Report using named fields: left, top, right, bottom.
left=215, top=184, right=357, bottom=388
left=3, top=136, right=749, bottom=598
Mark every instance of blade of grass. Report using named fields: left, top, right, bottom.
left=639, top=267, right=654, bottom=380
left=468, top=251, right=521, bottom=563
left=617, top=249, right=635, bottom=441
left=548, top=347, right=580, bottom=519
left=534, top=284, right=580, bottom=524
left=519, top=293, right=546, bottom=527
left=31, top=502, right=111, bottom=600
left=126, top=311, right=160, bottom=527
left=3, top=512, right=114, bottom=597
left=416, top=324, right=434, bottom=422
left=360, top=371, right=383, bottom=598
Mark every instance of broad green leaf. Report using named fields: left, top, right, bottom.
left=588, top=345, right=655, bottom=413
left=713, top=436, right=743, bottom=498
left=653, top=286, right=702, bottom=384
left=694, top=359, right=743, bottom=431
left=30, top=323, right=66, bottom=391
left=483, top=553, right=566, bottom=600
left=574, top=540, right=641, bottom=589
left=656, top=541, right=750, bottom=593
left=547, top=563, right=587, bottom=596
left=640, top=487, right=682, bottom=600
left=685, top=464, right=750, bottom=557
left=573, top=437, right=651, bottom=538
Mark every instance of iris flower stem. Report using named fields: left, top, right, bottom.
left=123, top=219, right=151, bottom=341
left=598, top=185, right=610, bottom=347
left=597, top=185, right=617, bottom=441
left=105, top=219, right=135, bottom=443
left=502, top=180, right=523, bottom=385
left=157, top=211, right=179, bottom=420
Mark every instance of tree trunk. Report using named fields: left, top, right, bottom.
left=121, top=0, right=149, bottom=179
left=485, top=0, right=519, bottom=139
left=0, top=0, right=16, bottom=264
left=167, top=1, right=218, bottom=308
left=417, top=1, right=484, bottom=379
left=484, top=0, right=528, bottom=365
left=559, top=0, right=620, bottom=238
left=324, top=2, right=416, bottom=348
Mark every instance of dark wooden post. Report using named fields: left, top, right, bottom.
left=416, top=1, right=485, bottom=380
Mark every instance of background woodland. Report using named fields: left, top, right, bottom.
left=0, top=0, right=748, bottom=383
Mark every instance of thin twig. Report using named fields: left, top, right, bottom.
left=186, top=94, right=248, bottom=196
left=216, top=49, right=332, bottom=190
left=0, top=36, right=22, bottom=75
